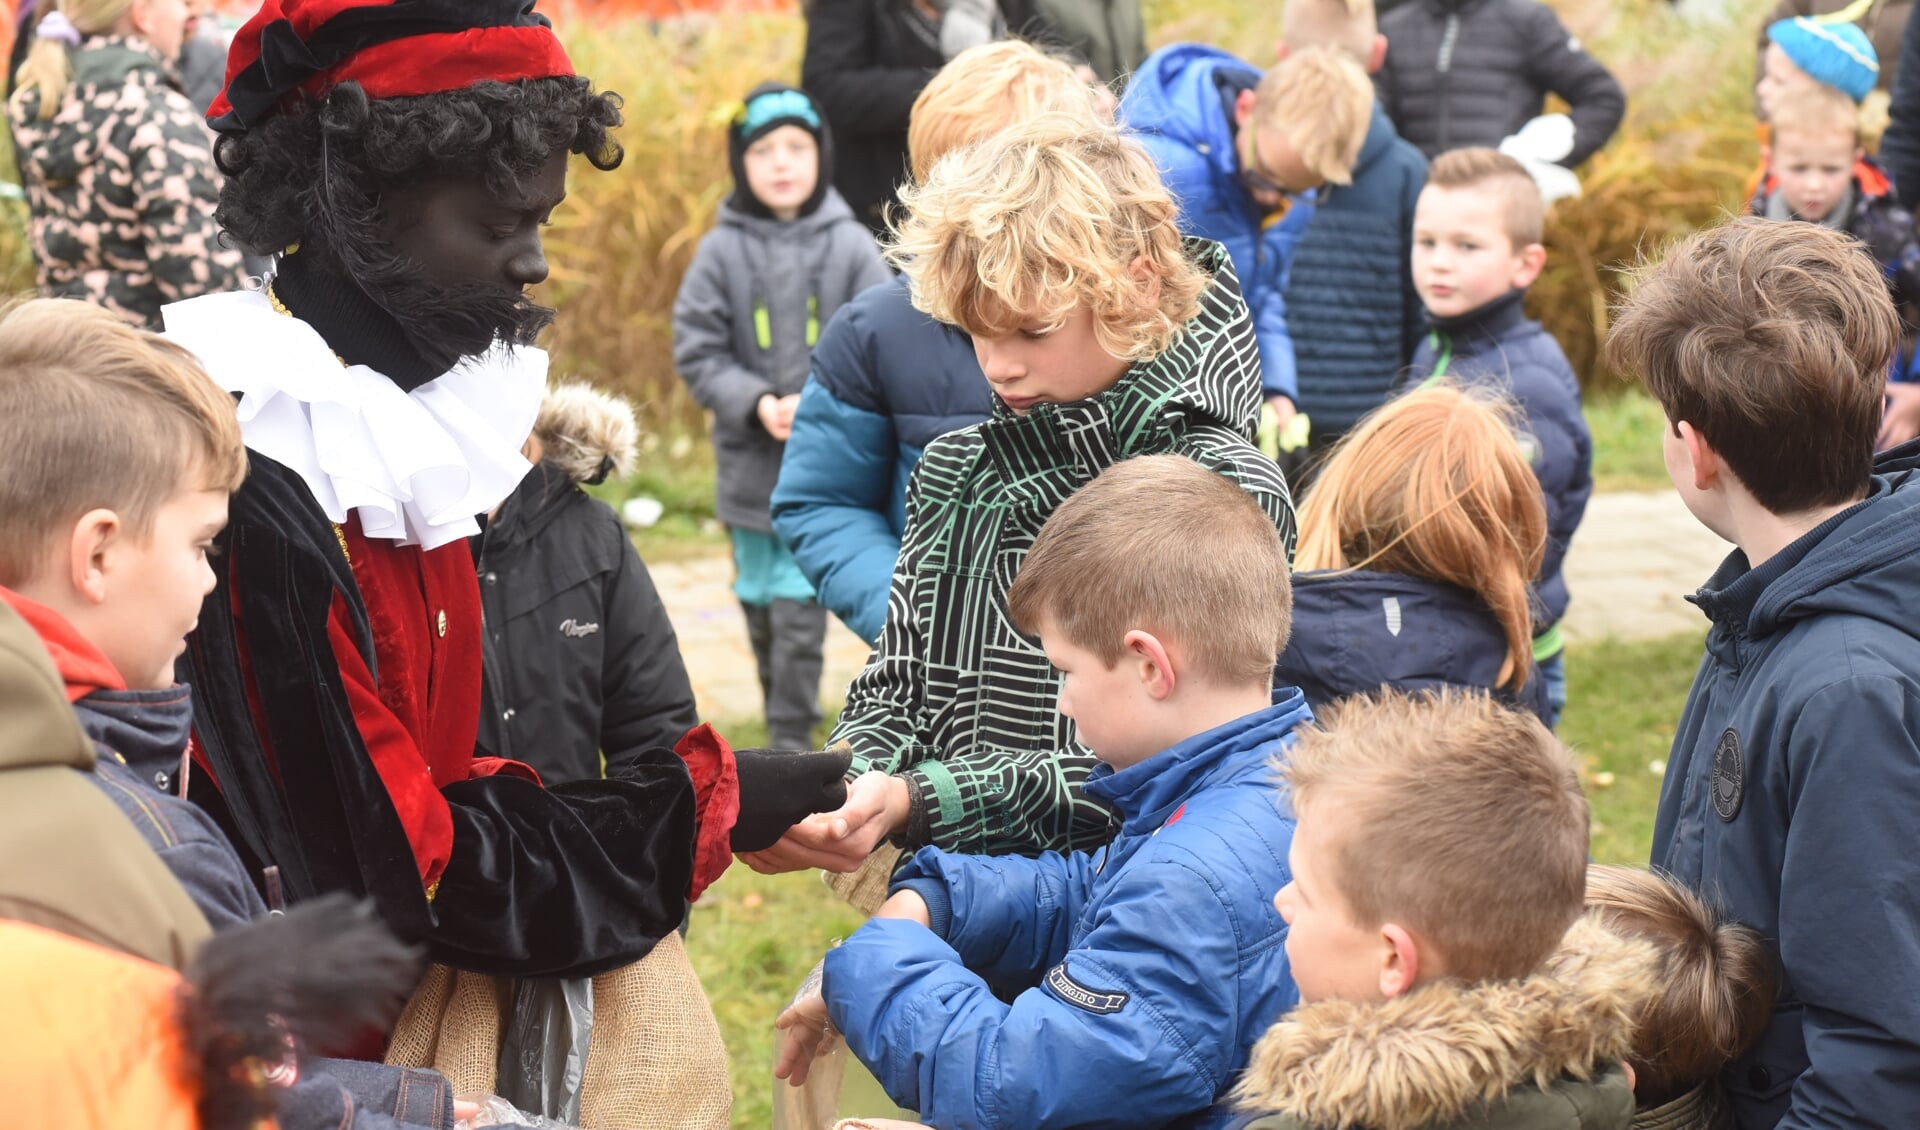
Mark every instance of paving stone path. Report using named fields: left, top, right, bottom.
left=650, top=490, right=1729, bottom=721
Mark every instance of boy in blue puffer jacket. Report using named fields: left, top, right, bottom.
left=772, top=41, right=1103, bottom=644
left=774, top=456, right=1305, bottom=1129
left=1123, top=44, right=1375, bottom=435
left=1403, top=147, right=1592, bottom=727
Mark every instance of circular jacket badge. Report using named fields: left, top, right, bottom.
left=1711, top=727, right=1745, bottom=822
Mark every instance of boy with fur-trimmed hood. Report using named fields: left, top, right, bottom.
left=477, top=382, right=700, bottom=787
left=1236, top=690, right=1653, bottom=1130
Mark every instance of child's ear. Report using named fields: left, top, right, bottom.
left=1367, top=34, right=1388, bottom=75
left=1122, top=629, right=1177, bottom=701
left=68, top=508, right=120, bottom=606
left=1378, top=922, right=1424, bottom=998
left=1233, top=88, right=1257, bottom=130
left=1678, top=421, right=1720, bottom=493
left=1512, top=242, right=1547, bottom=289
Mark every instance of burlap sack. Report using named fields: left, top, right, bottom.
left=578, top=931, right=731, bottom=1130
left=822, top=844, right=903, bottom=916
left=385, top=932, right=731, bottom=1129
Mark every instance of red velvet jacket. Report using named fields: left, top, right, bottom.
left=184, top=451, right=713, bottom=977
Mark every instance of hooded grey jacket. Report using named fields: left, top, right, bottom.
left=672, top=189, right=892, bottom=531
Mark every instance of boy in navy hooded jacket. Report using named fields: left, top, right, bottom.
left=1608, top=216, right=1920, bottom=1129
left=1403, top=147, right=1592, bottom=726
left=774, top=456, right=1305, bottom=1129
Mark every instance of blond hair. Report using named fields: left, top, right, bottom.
left=1584, top=866, right=1778, bottom=1108
left=0, top=299, right=246, bottom=585
left=1008, top=455, right=1292, bottom=687
left=1426, top=147, right=1546, bottom=247
left=1768, top=81, right=1862, bottom=146
left=1295, top=387, right=1546, bottom=690
left=907, top=40, right=1106, bottom=183
left=1605, top=216, right=1895, bottom=514
left=10, top=0, right=135, bottom=122
left=888, top=112, right=1207, bottom=362
left=1280, top=0, right=1378, bottom=65
left=533, top=381, right=640, bottom=485
left=1252, top=47, right=1373, bottom=187
left=1282, top=689, right=1590, bottom=982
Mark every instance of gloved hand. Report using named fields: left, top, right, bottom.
left=730, top=748, right=853, bottom=852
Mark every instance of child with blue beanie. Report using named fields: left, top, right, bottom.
left=1758, top=15, right=1881, bottom=117
left=673, top=83, right=891, bottom=747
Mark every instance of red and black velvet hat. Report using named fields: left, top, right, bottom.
left=207, top=0, right=576, bottom=136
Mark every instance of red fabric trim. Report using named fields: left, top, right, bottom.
left=208, top=21, right=574, bottom=122
left=672, top=723, right=739, bottom=902
left=471, top=756, right=542, bottom=786
left=0, top=586, right=127, bottom=702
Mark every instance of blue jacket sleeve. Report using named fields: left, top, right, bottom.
left=1255, top=215, right=1303, bottom=402
left=1516, top=362, right=1593, bottom=609
left=827, top=863, right=1249, bottom=1130
left=1775, top=679, right=1920, bottom=1129
left=771, top=378, right=901, bottom=644
left=890, top=845, right=1097, bottom=976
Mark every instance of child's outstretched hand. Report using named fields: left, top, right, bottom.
left=774, top=959, right=835, bottom=1087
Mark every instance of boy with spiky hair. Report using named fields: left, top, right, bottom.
left=778, top=455, right=1306, bottom=1128
left=1238, top=690, right=1644, bottom=1130
left=1607, top=216, right=1920, bottom=1127
left=745, top=113, right=1294, bottom=873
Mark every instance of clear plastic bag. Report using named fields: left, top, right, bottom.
left=453, top=1094, right=580, bottom=1129
left=494, top=976, right=595, bottom=1123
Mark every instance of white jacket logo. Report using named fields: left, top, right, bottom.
left=559, top=619, right=601, bottom=639
left=1382, top=597, right=1403, bottom=637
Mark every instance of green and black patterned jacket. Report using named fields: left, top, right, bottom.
left=832, top=239, right=1297, bottom=856
left=9, top=35, right=244, bottom=328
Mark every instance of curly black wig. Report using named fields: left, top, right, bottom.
left=214, top=75, right=623, bottom=259
left=212, top=76, right=622, bottom=368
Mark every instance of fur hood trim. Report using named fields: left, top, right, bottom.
left=1235, top=917, right=1659, bottom=1130
left=533, top=382, right=640, bottom=485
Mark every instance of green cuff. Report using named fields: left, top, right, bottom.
left=905, top=760, right=963, bottom=849
left=1532, top=623, right=1566, bottom=662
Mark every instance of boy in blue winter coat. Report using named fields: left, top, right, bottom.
left=1276, top=0, right=1429, bottom=453
left=1122, top=44, right=1376, bottom=435
left=673, top=82, right=891, bottom=746
left=771, top=41, right=1104, bottom=644
left=774, top=455, right=1306, bottom=1129
left=1607, top=216, right=1920, bottom=1130
left=1403, top=147, right=1592, bottom=726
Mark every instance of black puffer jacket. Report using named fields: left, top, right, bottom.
left=476, top=389, right=699, bottom=785
left=1376, top=0, right=1625, bottom=167
left=801, top=0, right=1041, bottom=236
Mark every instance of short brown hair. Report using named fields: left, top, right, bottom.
left=907, top=40, right=1106, bottom=183
left=1282, top=690, right=1589, bottom=981
left=1584, top=865, right=1778, bottom=1108
left=1606, top=216, right=1896, bottom=514
left=1252, top=47, right=1373, bottom=187
left=1279, top=0, right=1378, bottom=65
left=1007, top=455, right=1292, bottom=688
left=1768, top=81, right=1860, bottom=147
left=0, top=299, right=246, bottom=586
left=1425, top=147, right=1545, bottom=246
left=889, top=113, right=1208, bottom=363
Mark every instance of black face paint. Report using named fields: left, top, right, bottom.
left=365, top=149, right=571, bottom=367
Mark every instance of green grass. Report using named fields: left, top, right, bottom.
left=1559, top=631, right=1706, bottom=864
left=687, top=631, right=1704, bottom=1125
left=1586, top=388, right=1672, bottom=493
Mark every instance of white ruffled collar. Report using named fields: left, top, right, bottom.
left=163, top=289, right=545, bottom=551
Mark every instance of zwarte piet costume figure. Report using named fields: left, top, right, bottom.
left=165, top=0, right=849, bottom=981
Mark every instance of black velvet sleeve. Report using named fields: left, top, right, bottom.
left=426, top=747, right=697, bottom=979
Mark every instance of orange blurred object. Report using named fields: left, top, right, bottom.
left=0, top=920, right=201, bottom=1130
